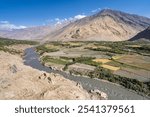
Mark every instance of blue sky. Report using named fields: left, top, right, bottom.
left=0, top=0, right=150, bottom=28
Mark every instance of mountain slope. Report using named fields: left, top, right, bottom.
left=45, top=9, right=150, bottom=41
left=0, top=25, right=52, bottom=40
left=130, top=26, right=150, bottom=41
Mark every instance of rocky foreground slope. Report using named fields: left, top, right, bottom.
left=0, top=51, right=107, bottom=100
left=45, top=9, right=150, bottom=41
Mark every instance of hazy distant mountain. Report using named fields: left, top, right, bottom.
left=0, top=25, right=52, bottom=40
left=130, top=26, right=150, bottom=41
left=45, top=9, right=150, bottom=41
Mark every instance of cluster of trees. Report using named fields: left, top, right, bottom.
left=36, top=45, right=59, bottom=55
left=0, top=37, right=37, bottom=54
left=87, top=67, right=150, bottom=97
left=128, top=45, right=150, bottom=55
left=0, top=38, right=37, bottom=46
left=86, top=47, right=125, bottom=54
left=63, top=56, right=99, bottom=71
left=0, top=47, right=21, bottom=54
left=62, top=57, right=91, bottom=70
left=85, top=42, right=128, bottom=54
left=41, top=56, right=69, bottom=65
left=85, top=41, right=150, bottom=55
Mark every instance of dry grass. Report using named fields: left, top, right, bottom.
left=116, top=55, right=150, bottom=70
left=93, top=59, right=111, bottom=64
left=45, top=44, right=57, bottom=48
left=86, top=45, right=111, bottom=50
left=112, top=55, right=123, bottom=60
left=101, top=64, right=120, bottom=71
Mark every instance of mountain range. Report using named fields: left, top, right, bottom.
left=0, top=9, right=150, bottom=41
left=0, top=25, right=52, bottom=40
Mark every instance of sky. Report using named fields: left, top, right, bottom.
left=0, top=0, right=150, bottom=29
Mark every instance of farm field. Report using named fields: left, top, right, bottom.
left=36, top=41, right=150, bottom=80
left=116, top=54, right=150, bottom=71
left=114, top=68, right=150, bottom=82
left=36, top=41, right=150, bottom=97
left=101, top=64, right=120, bottom=71
left=93, top=58, right=111, bottom=64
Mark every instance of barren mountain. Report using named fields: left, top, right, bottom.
left=130, top=26, right=150, bottom=41
left=0, top=25, right=52, bottom=40
left=45, top=9, right=150, bottom=41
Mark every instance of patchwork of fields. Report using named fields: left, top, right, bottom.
left=36, top=41, right=150, bottom=97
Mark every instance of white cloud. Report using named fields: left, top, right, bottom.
left=0, top=21, right=27, bottom=30
left=91, top=8, right=101, bottom=13
left=54, top=14, right=86, bottom=26
left=54, top=18, right=68, bottom=25
left=45, top=14, right=87, bottom=27
left=74, top=15, right=86, bottom=19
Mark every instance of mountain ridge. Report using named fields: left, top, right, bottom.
left=130, top=26, right=150, bottom=41
left=44, top=9, right=150, bottom=41
left=0, top=25, right=53, bottom=40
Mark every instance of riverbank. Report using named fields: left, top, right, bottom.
left=24, top=47, right=149, bottom=100
left=0, top=45, right=106, bottom=100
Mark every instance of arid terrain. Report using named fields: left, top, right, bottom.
left=0, top=38, right=107, bottom=100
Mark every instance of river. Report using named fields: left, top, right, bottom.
left=23, top=47, right=148, bottom=100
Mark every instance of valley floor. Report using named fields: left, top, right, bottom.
left=0, top=45, right=106, bottom=100
left=36, top=41, right=150, bottom=98
left=25, top=47, right=148, bottom=100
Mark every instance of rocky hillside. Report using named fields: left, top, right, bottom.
left=45, top=9, right=150, bottom=41
left=130, top=26, right=150, bottom=41
left=0, top=50, right=107, bottom=100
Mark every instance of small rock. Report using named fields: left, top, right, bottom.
left=9, top=64, right=18, bottom=73
left=43, top=73, right=47, bottom=77
left=89, top=89, right=108, bottom=100
left=47, top=77, right=52, bottom=84
left=76, top=82, right=82, bottom=89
